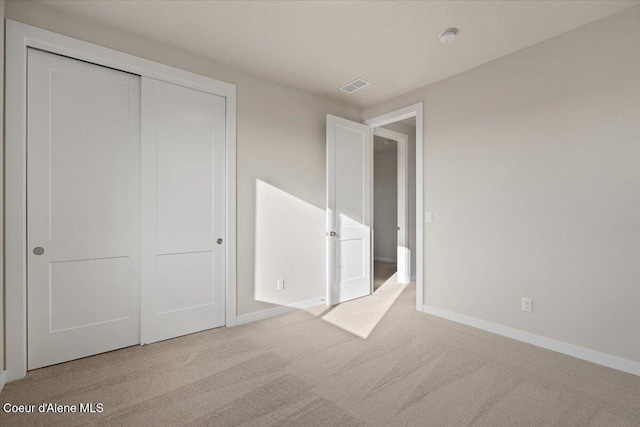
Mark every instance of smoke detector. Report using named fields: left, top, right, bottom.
left=439, top=28, right=458, bottom=44
left=340, top=78, right=370, bottom=93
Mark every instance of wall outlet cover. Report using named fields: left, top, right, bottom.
left=522, top=297, right=533, bottom=312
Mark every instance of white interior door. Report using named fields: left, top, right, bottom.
left=141, top=77, right=226, bottom=344
left=326, top=115, right=372, bottom=305
left=27, top=49, right=141, bottom=369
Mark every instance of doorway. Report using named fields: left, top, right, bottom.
left=373, top=127, right=411, bottom=291
left=365, top=103, right=424, bottom=311
left=325, top=103, right=423, bottom=310
left=372, top=134, right=397, bottom=291
left=373, top=133, right=398, bottom=289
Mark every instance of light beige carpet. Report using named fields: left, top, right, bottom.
left=317, top=272, right=406, bottom=339
left=2, top=272, right=640, bottom=426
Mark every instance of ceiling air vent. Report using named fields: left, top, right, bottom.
left=340, top=78, right=370, bottom=94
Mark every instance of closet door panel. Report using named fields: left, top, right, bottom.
left=27, top=48, right=141, bottom=369
left=141, top=77, right=226, bottom=343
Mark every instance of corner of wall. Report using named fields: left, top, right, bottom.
left=1, top=0, right=7, bottom=374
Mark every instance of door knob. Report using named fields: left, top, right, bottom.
left=329, top=231, right=336, bottom=237
left=33, top=247, right=45, bottom=255
left=217, top=238, right=223, bottom=244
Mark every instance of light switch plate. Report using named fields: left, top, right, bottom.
left=425, top=211, right=433, bottom=222
left=277, top=279, right=285, bottom=291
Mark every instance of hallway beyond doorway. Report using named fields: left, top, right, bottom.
left=374, top=261, right=397, bottom=291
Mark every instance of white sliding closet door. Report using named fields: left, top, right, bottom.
left=141, top=77, right=226, bottom=344
left=27, top=49, right=141, bottom=369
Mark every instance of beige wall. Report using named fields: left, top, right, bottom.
left=5, top=1, right=361, bottom=319
left=373, top=142, right=397, bottom=262
left=364, top=7, right=640, bottom=363
left=1, top=0, right=6, bottom=373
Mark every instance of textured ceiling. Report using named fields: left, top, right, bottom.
left=32, top=0, right=639, bottom=107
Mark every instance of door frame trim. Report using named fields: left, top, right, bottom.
left=372, top=127, right=410, bottom=284
left=365, top=103, right=424, bottom=311
left=4, top=20, right=238, bottom=382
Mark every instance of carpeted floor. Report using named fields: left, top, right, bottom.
left=2, top=270, right=640, bottom=426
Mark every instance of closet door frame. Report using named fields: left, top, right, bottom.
left=4, top=20, right=238, bottom=382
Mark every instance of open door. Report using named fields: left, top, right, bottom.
left=326, top=115, right=372, bottom=305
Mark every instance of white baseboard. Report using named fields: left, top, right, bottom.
left=422, top=304, right=640, bottom=377
left=233, top=297, right=325, bottom=326
left=0, top=370, right=6, bottom=393
left=374, top=256, right=396, bottom=263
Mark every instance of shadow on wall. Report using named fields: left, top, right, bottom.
left=254, top=179, right=325, bottom=307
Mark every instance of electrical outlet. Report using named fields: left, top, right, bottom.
left=521, top=297, right=532, bottom=313
left=425, top=211, right=433, bottom=223
left=277, top=279, right=285, bottom=291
